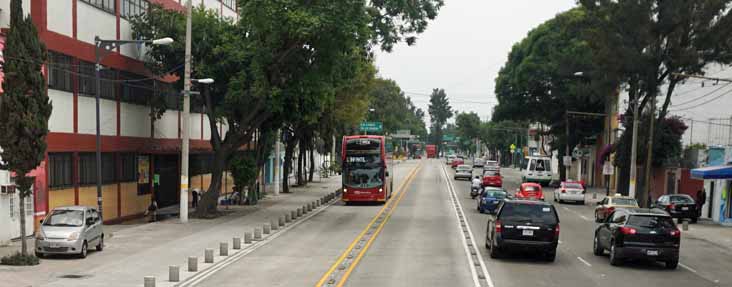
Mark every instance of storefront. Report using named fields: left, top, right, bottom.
left=691, top=165, right=732, bottom=225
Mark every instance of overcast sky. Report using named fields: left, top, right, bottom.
left=374, top=0, right=577, bottom=125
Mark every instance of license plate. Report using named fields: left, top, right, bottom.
left=682, top=207, right=689, bottom=211
left=647, top=250, right=659, bottom=256
left=50, top=243, right=60, bottom=248
left=522, top=230, right=534, bottom=236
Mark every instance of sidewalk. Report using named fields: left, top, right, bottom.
left=0, top=176, right=341, bottom=287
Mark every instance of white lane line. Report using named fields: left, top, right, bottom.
left=679, top=263, right=698, bottom=273
left=577, top=256, right=592, bottom=267
left=560, top=205, right=592, bottom=222
left=579, top=215, right=590, bottom=221
left=558, top=240, right=563, bottom=244
left=441, top=165, right=494, bottom=287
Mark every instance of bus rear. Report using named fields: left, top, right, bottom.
left=341, top=136, right=391, bottom=203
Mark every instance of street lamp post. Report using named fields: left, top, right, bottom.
left=180, top=78, right=214, bottom=223
left=94, top=36, right=173, bottom=220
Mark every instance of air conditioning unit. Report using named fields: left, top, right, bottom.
left=0, top=184, right=16, bottom=194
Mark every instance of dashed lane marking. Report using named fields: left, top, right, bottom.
left=577, top=256, right=592, bottom=267
left=679, top=263, right=697, bottom=273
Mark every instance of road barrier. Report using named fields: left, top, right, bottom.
left=169, top=265, right=179, bottom=282
left=188, top=256, right=198, bottom=272
left=244, top=232, right=252, bottom=244
left=220, top=242, right=228, bottom=256
left=272, top=219, right=279, bottom=231
left=233, top=237, right=241, bottom=250
left=144, top=276, right=155, bottom=287
left=682, top=219, right=689, bottom=231
left=285, top=213, right=292, bottom=223
left=204, top=249, right=214, bottom=263
left=254, top=228, right=262, bottom=240
left=263, top=223, right=271, bottom=234
left=279, top=215, right=286, bottom=227
left=297, top=207, right=303, bottom=217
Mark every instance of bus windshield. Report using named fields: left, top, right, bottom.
left=344, top=139, right=384, bottom=188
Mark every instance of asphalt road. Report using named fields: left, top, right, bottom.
left=197, top=159, right=732, bottom=287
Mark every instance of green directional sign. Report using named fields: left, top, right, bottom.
left=360, top=121, right=383, bottom=132
left=442, top=135, right=455, bottom=142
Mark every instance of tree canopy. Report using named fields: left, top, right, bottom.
left=428, top=88, right=453, bottom=153
left=367, top=78, right=427, bottom=139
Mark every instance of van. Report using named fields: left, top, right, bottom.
left=521, top=156, right=552, bottom=186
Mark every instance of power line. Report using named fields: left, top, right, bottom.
left=670, top=83, right=732, bottom=107
left=670, top=89, right=732, bottom=112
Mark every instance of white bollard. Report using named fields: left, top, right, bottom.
left=285, top=213, right=292, bottom=223
left=683, top=219, right=689, bottom=231
left=254, top=228, right=262, bottom=240
left=205, top=248, right=214, bottom=263
left=144, top=276, right=155, bottom=287
left=188, top=256, right=198, bottom=272
left=220, top=242, right=228, bottom=256
left=263, top=223, right=271, bottom=235
left=244, top=232, right=253, bottom=244
left=169, top=265, right=179, bottom=282
left=271, top=219, right=279, bottom=231
left=233, top=237, right=241, bottom=249
left=279, top=216, right=286, bottom=226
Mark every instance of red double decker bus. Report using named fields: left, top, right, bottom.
left=341, top=135, right=393, bottom=203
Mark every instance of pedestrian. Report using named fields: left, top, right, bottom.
left=144, top=199, right=158, bottom=222
left=696, top=188, right=707, bottom=217
left=191, top=189, right=199, bottom=208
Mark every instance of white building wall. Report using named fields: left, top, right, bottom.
left=121, top=102, right=151, bottom=138
left=221, top=5, right=237, bottom=21
left=76, top=1, right=116, bottom=45
left=202, top=114, right=211, bottom=140
left=0, top=0, right=31, bottom=29
left=119, top=19, right=145, bottom=59
left=202, top=0, right=221, bottom=16
left=154, top=110, right=179, bottom=139
left=46, top=0, right=73, bottom=37
left=78, top=96, right=116, bottom=136
left=190, top=113, right=202, bottom=140
left=48, top=89, right=75, bottom=133
left=0, top=167, right=34, bottom=244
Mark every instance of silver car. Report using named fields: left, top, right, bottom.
left=454, top=164, right=473, bottom=180
left=35, top=206, right=104, bottom=258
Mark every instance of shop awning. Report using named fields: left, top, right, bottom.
left=691, top=165, right=732, bottom=180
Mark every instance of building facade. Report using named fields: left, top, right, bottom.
left=0, top=0, right=239, bottom=229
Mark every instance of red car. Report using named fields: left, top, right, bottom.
left=482, top=170, right=502, bottom=187
left=450, top=159, right=464, bottom=169
left=515, top=182, right=544, bottom=201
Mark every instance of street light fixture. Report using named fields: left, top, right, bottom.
left=180, top=77, right=214, bottom=222
left=93, top=36, right=173, bottom=220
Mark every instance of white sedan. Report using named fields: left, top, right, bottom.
left=553, top=181, right=585, bottom=204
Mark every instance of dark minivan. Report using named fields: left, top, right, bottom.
left=593, top=208, right=680, bottom=269
left=485, top=200, right=559, bottom=261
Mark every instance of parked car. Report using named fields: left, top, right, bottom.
left=446, top=155, right=457, bottom=165
left=484, top=160, right=500, bottom=171
left=485, top=199, right=560, bottom=261
left=478, top=187, right=508, bottom=214
left=521, top=156, right=552, bottom=186
left=35, top=206, right=104, bottom=258
left=451, top=158, right=465, bottom=169
left=553, top=181, right=585, bottom=204
left=594, top=195, right=639, bottom=223
left=473, top=158, right=486, bottom=168
left=454, top=164, right=473, bottom=180
left=652, top=194, right=699, bottom=223
left=593, top=208, right=680, bottom=269
left=482, top=169, right=503, bottom=187
left=515, top=182, right=544, bottom=201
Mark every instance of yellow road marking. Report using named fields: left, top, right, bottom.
left=315, top=164, right=421, bottom=286
left=335, top=165, right=421, bottom=287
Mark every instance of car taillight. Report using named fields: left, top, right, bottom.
left=555, top=224, right=560, bottom=237
left=607, top=206, right=615, bottom=213
left=561, top=189, right=566, bottom=193
left=670, top=229, right=681, bottom=237
left=669, top=204, right=675, bottom=210
left=495, top=220, right=502, bottom=233
left=619, top=226, right=637, bottom=235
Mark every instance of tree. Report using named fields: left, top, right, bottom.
left=133, top=1, right=443, bottom=216
left=455, top=112, right=481, bottom=155
left=428, top=89, right=453, bottom=155
left=480, top=121, right=526, bottom=165
left=366, top=78, right=427, bottom=138
left=492, top=8, right=610, bottom=181
left=0, top=0, right=51, bottom=259
left=581, top=0, right=732, bottom=203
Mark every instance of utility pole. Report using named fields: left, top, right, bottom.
left=180, top=0, right=192, bottom=223
left=629, top=95, right=640, bottom=199
left=642, top=94, right=656, bottom=207
left=565, top=111, right=570, bottom=181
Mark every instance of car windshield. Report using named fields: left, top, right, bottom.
left=523, top=186, right=540, bottom=192
left=344, top=139, right=383, bottom=188
left=530, top=159, right=551, bottom=172
left=563, top=183, right=583, bottom=189
left=486, top=161, right=498, bottom=167
left=612, top=198, right=638, bottom=206
left=43, top=210, right=84, bottom=227
left=484, top=170, right=499, bottom=176
left=457, top=165, right=472, bottom=171
left=500, top=203, right=557, bottom=224
left=483, top=190, right=506, bottom=199
left=627, top=215, right=675, bottom=229
left=670, top=195, right=694, bottom=204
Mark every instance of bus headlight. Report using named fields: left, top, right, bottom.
left=343, top=188, right=347, bottom=194
left=379, top=188, right=383, bottom=193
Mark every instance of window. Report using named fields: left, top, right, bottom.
left=49, top=153, right=73, bottom=189
left=25, top=199, right=33, bottom=216
left=100, top=68, right=118, bottom=100
left=120, top=153, right=138, bottom=182
left=9, top=197, right=14, bottom=218
left=222, top=0, right=236, bottom=9
left=48, top=52, right=73, bottom=92
left=190, top=154, right=213, bottom=176
left=78, top=61, right=96, bottom=96
left=79, top=153, right=116, bottom=185
left=121, top=0, right=149, bottom=19
left=611, top=212, right=627, bottom=224
left=120, top=72, right=153, bottom=105
left=158, top=81, right=181, bottom=111
left=81, top=0, right=116, bottom=14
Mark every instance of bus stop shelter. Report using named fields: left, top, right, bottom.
left=691, top=165, right=732, bottom=225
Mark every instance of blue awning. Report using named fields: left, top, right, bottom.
left=691, top=165, right=732, bottom=180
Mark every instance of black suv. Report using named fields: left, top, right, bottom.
left=652, top=194, right=698, bottom=223
left=593, top=208, right=680, bottom=269
left=485, top=200, right=560, bottom=261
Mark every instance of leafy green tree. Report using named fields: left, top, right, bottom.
left=581, top=0, right=732, bottom=202
left=133, top=1, right=443, bottom=215
left=492, top=8, right=609, bottom=180
left=366, top=78, right=427, bottom=138
left=455, top=112, right=481, bottom=155
left=480, top=121, right=526, bottom=165
left=428, top=89, right=453, bottom=155
left=0, top=0, right=51, bottom=259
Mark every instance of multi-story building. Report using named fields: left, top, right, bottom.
left=0, top=0, right=239, bottom=229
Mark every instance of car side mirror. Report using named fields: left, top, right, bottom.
left=86, top=218, right=94, bottom=226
